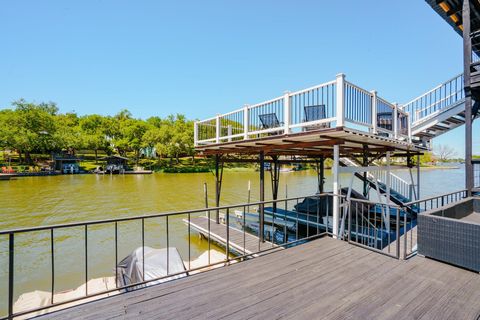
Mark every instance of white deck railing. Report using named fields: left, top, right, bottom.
left=401, top=73, right=464, bottom=124
left=195, top=74, right=411, bottom=146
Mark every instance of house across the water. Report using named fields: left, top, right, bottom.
left=53, top=154, right=81, bottom=174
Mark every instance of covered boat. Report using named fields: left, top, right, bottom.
left=116, top=246, right=187, bottom=291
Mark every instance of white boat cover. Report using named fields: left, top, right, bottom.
left=116, top=246, right=187, bottom=290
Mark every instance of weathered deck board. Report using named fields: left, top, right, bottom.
left=38, top=237, right=480, bottom=320
left=186, top=216, right=279, bottom=255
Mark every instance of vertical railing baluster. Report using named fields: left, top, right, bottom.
left=142, top=218, right=145, bottom=282
left=8, top=233, right=14, bottom=320
left=272, top=201, right=275, bottom=247
left=226, top=208, right=230, bottom=261
left=306, top=198, right=310, bottom=239
left=51, top=229, right=55, bottom=304
left=316, top=196, right=320, bottom=236
left=243, top=205, right=246, bottom=255
left=355, top=202, right=359, bottom=245
left=296, top=199, right=299, bottom=240
left=85, top=225, right=88, bottom=296
left=115, top=222, right=118, bottom=288
left=188, top=212, right=191, bottom=270
left=166, top=215, right=169, bottom=275
left=396, top=208, right=400, bottom=259
left=404, top=208, right=408, bottom=259
left=347, top=200, right=351, bottom=243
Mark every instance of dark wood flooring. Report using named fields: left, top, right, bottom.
left=38, top=237, right=480, bottom=320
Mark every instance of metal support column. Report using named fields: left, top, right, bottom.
left=270, top=155, right=280, bottom=212
left=463, top=0, right=474, bottom=196
left=416, top=154, right=421, bottom=200
left=332, top=145, right=340, bottom=239
left=259, top=151, right=265, bottom=242
left=317, top=156, right=325, bottom=193
left=215, top=154, right=224, bottom=224
left=362, top=145, right=369, bottom=198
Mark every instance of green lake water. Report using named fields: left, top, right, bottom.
left=0, top=166, right=466, bottom=315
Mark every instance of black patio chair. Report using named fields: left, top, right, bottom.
left=259, top=113, right=283, bottom=135
left=376, top=112, right=393, bottom=137
left=303, top=105, right=330, bottom=131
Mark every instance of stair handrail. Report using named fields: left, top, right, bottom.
left=340, top=157, right=414, bottom=202
left=401, top=72, right=464, bottom=109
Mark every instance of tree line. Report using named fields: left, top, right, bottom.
left=0, top=99, right=195, bottom=164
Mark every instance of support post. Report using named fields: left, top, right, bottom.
left=259, top=151, right=265, bottom=242
left=407, top=112, right=412, bottom=143
left=284, top=91, right=291, bottom=134
left=215, top=115, right=221, bottom=144
left=332, top=145, right=340, bottom=239
left=463, top=0, right=474, bottom=196
left=393, top=104, right=399, bottom=140
left=363, top=145, right=369, bottom=198
left=193, top=121, right=198, bottom=146
left=371, top=90, right=377, bottom=134
left=416, top=154, right=420, bottom=200
left=215, top=154, right=223, bottom=224
left=243, top=104, right=249, bottom=140
left=336, top=74, right=345, bottom=127
left=227, top=125, right=232, bottom=142
left=270, top=156, right=280, bottom=212
left=386, top=151, right=391, bottom=204
left=318, top=156, right=325, bottom=193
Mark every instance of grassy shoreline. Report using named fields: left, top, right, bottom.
left=2, top=151, right=463, bottom=174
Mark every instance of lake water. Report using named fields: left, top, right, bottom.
left=0, top=165, right=466, bottom=315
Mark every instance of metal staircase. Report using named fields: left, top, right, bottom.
left=402, top=73, right=467, bottom=145
left=339, top=157, right=415, bottom=206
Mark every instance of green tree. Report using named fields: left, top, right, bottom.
left=80, top=114, right=110, bottom=162
left=53, top=112, right=82, bottom=155
left=10, top=99, right=58, bottom=163
left=114, top=115, right=148, bottom=164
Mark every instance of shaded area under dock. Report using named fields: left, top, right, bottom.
left=37, top=237, right=480, bottom=320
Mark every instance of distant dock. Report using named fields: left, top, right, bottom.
left=185, top=216, right=281, bottom=256
left=0, top=173, right=16, bottom=180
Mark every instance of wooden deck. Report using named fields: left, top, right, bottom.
left=185, top=216, right=278, bottom=255
left=38, top=237, right=480, bottom=320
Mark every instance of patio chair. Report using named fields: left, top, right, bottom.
left=303, top=105, right=330, bottom=131
left=259, top=113, right=284, bottom=135
left=376, top=112, right=393, bottom=137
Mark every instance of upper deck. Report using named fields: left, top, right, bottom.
left=194, top=74, right=421, bottom=156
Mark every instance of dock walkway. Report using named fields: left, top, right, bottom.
left=38, top=237, right=480, bottom=320
left=186, top=216, right=278, bottom=255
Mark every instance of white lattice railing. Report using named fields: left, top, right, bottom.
left=194, top=74, right=411, bottom=146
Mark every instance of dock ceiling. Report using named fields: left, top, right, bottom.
left=426, top=0, right=480, bottom=34
left=195, top=127, right=425, bottom=158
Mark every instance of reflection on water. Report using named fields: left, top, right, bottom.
left=0, top=166, right=466, bottom=315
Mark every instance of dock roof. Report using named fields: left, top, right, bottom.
left=196, top=127, right=424, bottom=157
left=426, top=0, right=480, bottom=35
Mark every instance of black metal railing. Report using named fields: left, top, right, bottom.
left=1, top=190, right=471, bottom=319
left=346, top=198, right=402, bottom=259
left=0, top=194, right=334, bottom=320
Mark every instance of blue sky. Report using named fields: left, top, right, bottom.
left=0, top=0, right=478, bottom=155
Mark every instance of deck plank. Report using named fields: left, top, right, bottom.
left=38, top=237, right=480, bottom=320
